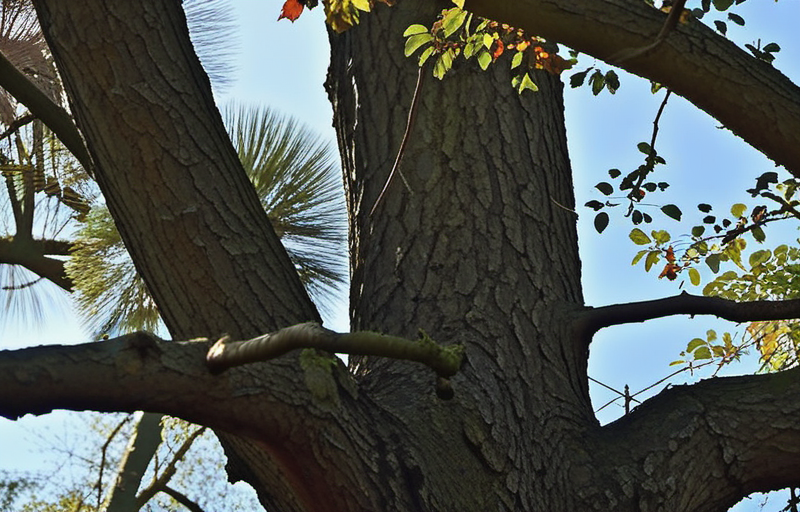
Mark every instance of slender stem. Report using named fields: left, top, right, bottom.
left=369, top=65, right=425, bottom=216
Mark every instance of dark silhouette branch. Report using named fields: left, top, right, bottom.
left=135, top=426, right=206, bottom=509
left=464, top=0, right=800, bottom=175
left=0, top=49, right=94, bottom=174
left=0, top=113, right=35, bottom=142
left=595, top=367, right=800, bottom=510
left=0, top=236, right=72, bottom=291
left=206, top=322, right=465, bottom=378
left=161, top=486, right=205, bottom=512
left=578, top=291, right=800, bottom=337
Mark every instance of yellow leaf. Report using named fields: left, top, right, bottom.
left=351, top=0, right=371, bottom=12
left=451, top=0, right=465, bottom=7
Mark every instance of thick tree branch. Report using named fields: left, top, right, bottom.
left=578, top=291, right=800, bottom=337
left=206, top=322, right=464, bottom=378
left=0, top=49, right=94, bottom=174
left=0, top=236, right=72, bottom=291
left=464, top=0, right=800, bottom=175
left=0, top=333, right=339, bottom=438
left=594, top=368, right=800, bottom=511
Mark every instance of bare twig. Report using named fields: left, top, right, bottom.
left=95, top=414, right=133, bottom=509
left=609, top=0, right=688, bottom=64
left=369, top=65, right=424, bottom=217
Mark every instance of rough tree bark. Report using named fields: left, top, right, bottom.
left=2, top=0, right=800, bottom=511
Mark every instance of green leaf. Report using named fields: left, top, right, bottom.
left=637, top=142, right=654, bottom=155
left=713, top=0, right=734, bottom=10
left=629, top=228, right=652, bottom=245
left=404, top=33, right=433, bottom=57
left=706, top=253, right=721, bottom=273
left=516, top=73, right=538, bottom=94
left=594, top=212, right=609, bottom=234
left=763, top=42, right=781, bottom=53
left=707, top=329, right=717, bottom=342
left=608, top=168, right=621, bottom=179
left=752, top=225, right=766, bottom=243
left=585, top=200, right=604, bottom=211
left=441, top=8, right=468, bottom=38
left=433, top=49, right=456, bottom=79
left=661, top=204, right=682, bottom=221
left=590, top=70, right=605, bottom=95
left=604, top=70, right=620, bottom=94
left=570, top=69, right=589, bottom=88
left=727, top=12, right=744, bottom=25
left=595, top=182, right=614, bottom=195
left=645, top=250, right=660, bottom=272
left=689, top=267, right=701, bottom=286
left=749, top=249, right=772, bottom=268
left=419, top=46, right=435, bottom=66
left=694, top=346, right=712, bottom=360
left=403, top=24, right=429, bottom=37
left=651, top=230, right=670, bottom=244
left=669, top=360, right=685, bottom=366
left=698, top=203, right=712, bottom=213
left=687, top=338, right=706, bottom=352
left=477, top=50, right=492, bottom=71
left=632, top=249, right=648, bottom=266
left=714, top=20, right=727, bottom=35
left=730, top=203, right=747, bottom=218
left=511, top=51, right=523, bottom=69
left=691, top=225, right=705, bottom=237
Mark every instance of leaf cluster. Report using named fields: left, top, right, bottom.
left=403, top=7, right=573, bottom=91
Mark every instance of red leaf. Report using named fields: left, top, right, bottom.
left=492, top=39, right=505, bottom=60
left=278, top=0, right=304, bottom=22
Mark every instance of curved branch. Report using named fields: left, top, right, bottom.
left=464, top=0, right=800, bottom=175
left=0, top=49, right=94, bottom=174
left=206, top=322, right=465, bottom=378
left=578, top=291, right=800, bottom=337
left=594, top=368, right=800, bottom=511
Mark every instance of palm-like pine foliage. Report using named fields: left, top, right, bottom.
left=68, top=105, right=347, bottom=335
left=224, top=104, right=347, bottom=308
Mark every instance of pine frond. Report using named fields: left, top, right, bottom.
left=223, top=103, right=348, bottom=315
left=183, top=0, right=239, bottom=94
left=66, top=205, right=162, bottom=337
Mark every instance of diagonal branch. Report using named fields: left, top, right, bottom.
left=0, top=49, right=94, bottom=174
left=464, top=0, right=800, bottom=175
left=594, top=367, right=800, bottom=511
left=578, top=291, right=800, bottom=338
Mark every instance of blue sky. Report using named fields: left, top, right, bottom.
left=2, top=1, right=800, bottom=510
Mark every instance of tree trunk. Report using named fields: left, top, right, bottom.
left=324, top=1, right=598, bottom=509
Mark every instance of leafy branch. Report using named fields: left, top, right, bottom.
left=578, top=291, right=800, bottom=338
